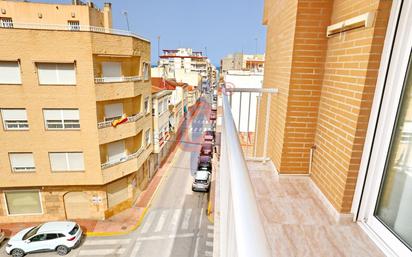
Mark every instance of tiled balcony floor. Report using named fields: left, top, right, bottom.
left=247, top=161, right=384, bottom=257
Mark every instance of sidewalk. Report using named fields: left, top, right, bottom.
left=0, top=135, right=182, bottom=238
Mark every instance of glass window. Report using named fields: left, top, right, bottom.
left=0, top=17, right=13, bottom=28
left=375, top=54, right=412, bottom=248
left=5, top=191, right=42, bottom=215
left=45, top=234, right=58, bottom=240
left=67, top=20, right=80, bottom=31
left=30, top=234, right=47, bottom=242
left=9, top=153, right=36, bottom=172
left=0, top=61, right=21, bottom=84
left=1, top=109, right=28, bottom=130
left=49, top=152, right=85, bottom=172
left=43, top=109, right=80, bottom=130
left=37, top=63, right=76, bottom=85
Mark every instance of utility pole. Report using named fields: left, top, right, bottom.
left=204, top=46, right=208, bottom=57
left=255, top=38, right=258, bottom=55
left=157, top=36, right=161, bottom=65
left=122, top=11, right=130, bottom=31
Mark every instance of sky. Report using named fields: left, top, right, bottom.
left=37, top=0, right=267, bottom=66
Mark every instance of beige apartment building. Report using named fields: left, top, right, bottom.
left=0, top=1, right=153, bottom=223
left=256, top=0, right=412, bottom=255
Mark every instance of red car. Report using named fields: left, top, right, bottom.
left=210, top=111, right=217, bottom=120
left=200, top=143, right=213, bottom=157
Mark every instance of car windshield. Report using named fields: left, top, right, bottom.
left=23, top=225, right=41, bottom=240
left=69, top=224, right=79, bottom=235
left=195, top=179, right=207, bottom=184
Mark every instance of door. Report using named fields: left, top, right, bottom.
left=102, top=62, right=122, bottom=82
left=107, top=140, right=126, bottom=163
left=358, top=1, right=412, bottom=256
left=104, top=103, right=123, bottom=121
left=64, top=192, right=91, bottom=219
left=26, top=234, right=48, bottom=252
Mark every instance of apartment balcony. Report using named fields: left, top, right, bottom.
left=95, top=78, right=149, bottom=101
left=215, top=88, right=383, bottom=257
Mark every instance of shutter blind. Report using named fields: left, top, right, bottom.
left=0, top=61, right=21, bottom=84
left=1, top=109, right=27, bottom=120
left=37, top=63, right=76, bottom=85
left=104, top=103, right=123, bottom=120
left=9, top=153, right=35, bottom=171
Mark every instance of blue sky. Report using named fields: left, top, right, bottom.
left=38, top=0, right=266, bottom=65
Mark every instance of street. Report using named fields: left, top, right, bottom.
left=0, top=96, right=214, bottom=257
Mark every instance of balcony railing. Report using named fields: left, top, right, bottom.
left=101, top=147, right=144, bottom=170
left=97, top=113, right=144, bottom=129
left=0, top=22, right=149, bottom=42
left=218, top=87, right=275, bottom=257
left=94, top=76, right=143, bottom=84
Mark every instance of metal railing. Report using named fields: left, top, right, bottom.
left=94, top=76, right=143, bottom=84
left=219, top=88, right=272, bottom=257
left=97, top=113, right=144, bottom=129
left=0, top=22, right=149, bottom=42
left=101, top=147, right=144, bottom=169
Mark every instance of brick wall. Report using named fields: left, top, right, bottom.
left=259, top=0, right=392, bottom=213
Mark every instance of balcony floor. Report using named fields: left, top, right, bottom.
left=247, top=161, right=384, bottom=257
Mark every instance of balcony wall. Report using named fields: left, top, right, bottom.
left=95, top=80, right=150, bottom=101
left=96, top=95, right=142, bottom=122
left=93, top=55, right=141, bottom=78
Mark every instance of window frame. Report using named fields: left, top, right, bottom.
left=3, top=190, right=43, bottom=216
left=43, top=109, right=80, bottom=131
left=145, top=129, right=151, bottom=147
left=36, top=62, right=77, bottom=86
left=0, top=60, right=22, bottom=85
left=9, top=152, right=36, bottom=173
left=1, top=108, right=29, bottom=131
left=49, top=152, right=85, bottom=172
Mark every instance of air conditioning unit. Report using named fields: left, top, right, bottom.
left=326, top=11, right=375, bottom=37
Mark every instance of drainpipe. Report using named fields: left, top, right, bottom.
left=309, top=145, right=316, bottom=175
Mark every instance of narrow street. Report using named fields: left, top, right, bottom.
left=0, top=96, right=214, bottom=257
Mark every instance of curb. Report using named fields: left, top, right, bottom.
left=85, top=148, right=182, bottom=237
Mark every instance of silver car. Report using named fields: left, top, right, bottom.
left=192, top=170, right=211, bottom=192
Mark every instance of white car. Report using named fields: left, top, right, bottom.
left=192, top=170, right=211, bottom=192
left=6, top=221, right=82, bottom=257
left=0, top=229, right=5, bottom=245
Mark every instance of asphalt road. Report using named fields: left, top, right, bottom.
left=0, top=96, right=214, bottom=257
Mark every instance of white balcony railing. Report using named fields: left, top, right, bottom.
left=94, top=76, right=143, bottom=84
left=0, top=22, right=149, bottom=42
left=97, top=113, right=144, bottom=129
left=218, top=88, right=273, bottom=257
left=101, top=147, right=144, bottom=170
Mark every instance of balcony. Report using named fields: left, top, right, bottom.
left=101, top=147, right=144, bottom=170
left=215, top=87, right=383, bottom=257
left=0, top=22, right=149, bottom=42
left=97, top=113, right=144, bottom=129
left=94, top=76, right=143, bottom=84
left=98, top=114, right=147, bottom=145
left=95, top=79, right=148, bottom=101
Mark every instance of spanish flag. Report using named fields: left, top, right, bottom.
left=112, top=114, right=128, bottom=127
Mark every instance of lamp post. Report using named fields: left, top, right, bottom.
left=122, top=11, right=130, bottom=31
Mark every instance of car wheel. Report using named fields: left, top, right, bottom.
left=56, top=245, right=70, bottom=256
left=11, top=248, right=25, bottom=257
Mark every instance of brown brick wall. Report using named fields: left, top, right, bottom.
left=260, top=0, right=392, bottom=212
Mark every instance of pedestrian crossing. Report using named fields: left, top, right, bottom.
left=139, top=208, right=196, bottom=235
left=187, top=127, right=211, bottom=133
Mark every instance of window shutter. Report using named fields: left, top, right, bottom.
left=67, top=153, right=84, bottom=171
left=62, top=109, right=79, bottom=120
left=57, top=63, right=76, bottom=84
left=38, top=63, right=75, bottom=85
left=1, top=109, right=27, bottom=120
left=104, top=103, right=123, bottom=119
left=38, top=63, right=59, bottom=84
left=43, top=109, right=61, bottom=120
left=0, top=61, right=21, bottom=84
left=107, top=140, right=126, bottom=162
left=49, top=153, right=68, bottom=171
left=9, top=153, right=35, bottom=171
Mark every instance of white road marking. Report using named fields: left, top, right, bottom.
left=206, top=241, right=213, bottom=247
left=198, top=208, right=204, bottom=230
left=205, top=250, right=213, bottom=256
left=82, top=238, right=131, bottom=246
left=136, top=233, right=195, bottom=241
left=169, top=209, right=182, bottom=232
left=193, top=208, right=204, bottom=257
left=207, top=225, right=214, bottom=230
left=78, top=248, right=126, bottom=256
left=155, top=210, right=169, bottom=232
left=130, top=241, right=142, bottom=256
left=140, top=210, right=157, bottom=234
left=181, top=209, right=192, bottom=230
left=207, top=232, right=213, bottom=238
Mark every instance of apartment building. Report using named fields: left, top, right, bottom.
left=0, top=1, right=153, bottom=223
left=257, top=0, right=412, bottom=255
left=221, top=53, right=265, bottom=75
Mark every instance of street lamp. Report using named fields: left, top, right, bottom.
left=122, top=10, right=130, bottom=31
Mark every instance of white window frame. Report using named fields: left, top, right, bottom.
left=353, top=1, right=412, bottom=257
left=1, top=109, right=29, bottom=130
left=43, top=109, right=80, bottom=130
left=0, top=17, right=13, bottom=28
left=145, top=129, right=151, bottom=146
left=67, top=20, right=80, bottom=31
left=144, top=96, right=150, bottom=114
left=3, top=190, right=43, bottom=216
left=49, top=152, right=85, bottom=172
left=9, top=152, right=36, bottom=172
left=37, top=63, right=77, bottom=85
left=0, top=61, right=21, bottom=84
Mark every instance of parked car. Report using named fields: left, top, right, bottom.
left=6, top=221, right=82, bottom=257
left=0, top=229, right=5, bottom=245
left=204, top=131, right=214, bottom=142
left=210, top=111, right=217, bottom=120
left=211, top=103, right=217, bottom=111
left=200, top=143, right=213, bottom=157
left=198, top=155, right=212, bottom=171
left=192, top=170, right=211, bottom=192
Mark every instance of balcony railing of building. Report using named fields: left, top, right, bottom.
left=101, top=146, right=144, bottom=169
left=94, top=76, right=144, bottom=84
left=218, top=86, right=277, bottom=257
left=0, top=22, right=150, bottom=42
left=97, top=112, right=144, bottom=129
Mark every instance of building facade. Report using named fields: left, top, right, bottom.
left=257, top=0, right=412, bottom=255
left=0, top=1, right=153, bottom=222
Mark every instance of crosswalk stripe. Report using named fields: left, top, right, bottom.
left=82, top=238, right=131, bottom=246
left=169, top=209, right=182, bottom=232
left=206, top=241, right=213, bottom=247
left=208, top=225, right=214, bottom=230
left=181, top=209, right=192, bottom=230
left=130, top=241, right=142, bottom=256
left=79, top=248, right=126, bottom=256
left=141, top=210, right=157, bottom=234
left=136, top=233, right=194, bottom=241
left=205, top=250, right=213, bottom=256
left=207, top=233, right=213, bottom=238
left=155, top=210, right=169, bottom=232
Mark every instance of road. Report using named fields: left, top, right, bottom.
left=0, top=96, right=214, bottom=257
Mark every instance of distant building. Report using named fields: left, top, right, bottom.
left=221, top=53, right=265, bottom=75
left=0, top=0, right=153, bottom=222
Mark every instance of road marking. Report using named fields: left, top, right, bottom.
left=194, top=208, right=204, bottom=257
left=136, top=233, right=195, bottom=241
left=140, top=210, right=157, bottom=234
left=181, top=209, right=192, bottom=230
left=208, top=225, right=214, bottom=230
left=169, top=209, right=182, bottom=232
left=205, top=250, right=213, bottom=256
left=206, top=241, right=213, bottom=247
left=130, top=241, right=142, bottom=256
left=207, top=233, right=213, bottom=238
left=155, top=210, right=169, bottom=232
left=198, top=207, right=204, bottom=230
left=82, top=238, right=131, bottom=246
left=78, top=248, right=126, bottom=256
